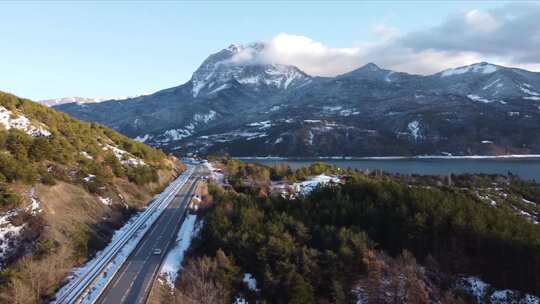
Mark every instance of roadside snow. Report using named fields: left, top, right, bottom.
left=54, top=168, right=194, bottom=304
left=159, top=214, right=199, bottom=287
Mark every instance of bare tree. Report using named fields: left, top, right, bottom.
left=174, top=256, right=227, bottom=304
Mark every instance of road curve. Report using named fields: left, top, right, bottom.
left=97, top=166, right=202, bottom=304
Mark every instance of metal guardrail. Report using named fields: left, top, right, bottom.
left=54, top=167, right=194, bottom=304
left=140, top=177, right=200, bottom=304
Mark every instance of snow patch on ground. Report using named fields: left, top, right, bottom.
left=0, top=210, right=24, bottom=268
left=243, top=273, right=258, bottom=291
left=159, top=214, right=199, bottom=287
left=307, top=130, right=314, bottom=145
left=323, top=106, right=343, bottom=112
left=134, top=134, right=152, bottom=143
left=457, top=276, right=539, bottom=304
left=520, top=86, right=540, bottom=96
left=162, top=129, right=192, bottom=141
left=193, top=110, right=217, bottom=124
left=407, top=120, right=422, bottom=141
left=207, top=83, right=230, bottom=95
left=98, top=196, right=112, bottom=206
left=28, top=188, right=42, bottom=215
left=467, top=94, right=495, bottom=103
left=0, top=106, right=51, bottom=137
left=247, top=120, right=272, bottom=129
left=233, top=297, right=249, bottom=304
left=80, top=151, right=93, bottom=160
left=483, top=78, right=501, bottom=90
left=103, top=144, right=146, bottom=166
left=204, top=130, right=267, bottom=143
left=83, top=174, right=96, bottom=182
left=293, top=174, right=341, bottom=196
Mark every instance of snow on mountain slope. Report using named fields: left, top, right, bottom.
left=190, top=43, right=311, bottom=97
left=51, top=42, right=540, bottom=158
left=38, top=97, right=108, bottom=107
left=440, top=62, right=499, bottom=77
left=0, top=106, right=51, bottom=136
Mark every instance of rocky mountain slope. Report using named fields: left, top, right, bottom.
left=55, top=43, right=540, bottom=157
left=0, top=91, right=183, bottom=302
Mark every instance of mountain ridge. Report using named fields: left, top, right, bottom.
left=53, top=43, right=540, bottom=157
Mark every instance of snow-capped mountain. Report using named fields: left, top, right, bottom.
left=38, top=96, right=109, bottom=107
left=190, top=43, right=311, bottom=98
left=429, top=62, right=540, bottom=103
left=53, top=44, right=540, bottom=157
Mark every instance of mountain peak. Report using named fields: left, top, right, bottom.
left=190, top=43, right=310, bottom=97
left=362, top=62, right=381, bottom=71
left=227, top=43, right=243, bottom=52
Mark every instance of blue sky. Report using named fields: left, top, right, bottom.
left=1, top=0, right=536, bottom=100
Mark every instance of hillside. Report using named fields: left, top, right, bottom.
left=54, top=43, right=540, bottom=157
left=164, top=159, right=540, bottom=304
left=0, top=91, right=184, bottom=303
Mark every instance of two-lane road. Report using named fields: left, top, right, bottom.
left=97, top=166, right=202, bottom=304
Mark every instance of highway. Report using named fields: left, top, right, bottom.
left=96, top=165, right=203, bottom=304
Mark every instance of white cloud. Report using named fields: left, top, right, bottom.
left=223, top=4, right=540, bottom=76
left=243, top=32, right=489, bottom=76
left=261, top=33, right=364, bottom=76
left=465, top=10, right=500, bottom=32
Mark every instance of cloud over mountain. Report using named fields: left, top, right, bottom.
left=235, top=4, right=540, bottom=77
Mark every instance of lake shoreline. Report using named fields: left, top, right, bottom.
left=235, top=155, right=540, bottom=161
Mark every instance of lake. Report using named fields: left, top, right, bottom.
left=238, top=157, right=540, bottom=181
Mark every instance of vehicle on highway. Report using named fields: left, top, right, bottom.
left=153, top=248, right=162, bottom=255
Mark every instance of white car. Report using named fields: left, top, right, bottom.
left=153, top=248, right=162, bottom=255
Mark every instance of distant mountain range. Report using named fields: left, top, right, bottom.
left=54, top=43, right=540, bottom=157
left=38, top=96, right=108, bottom=107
